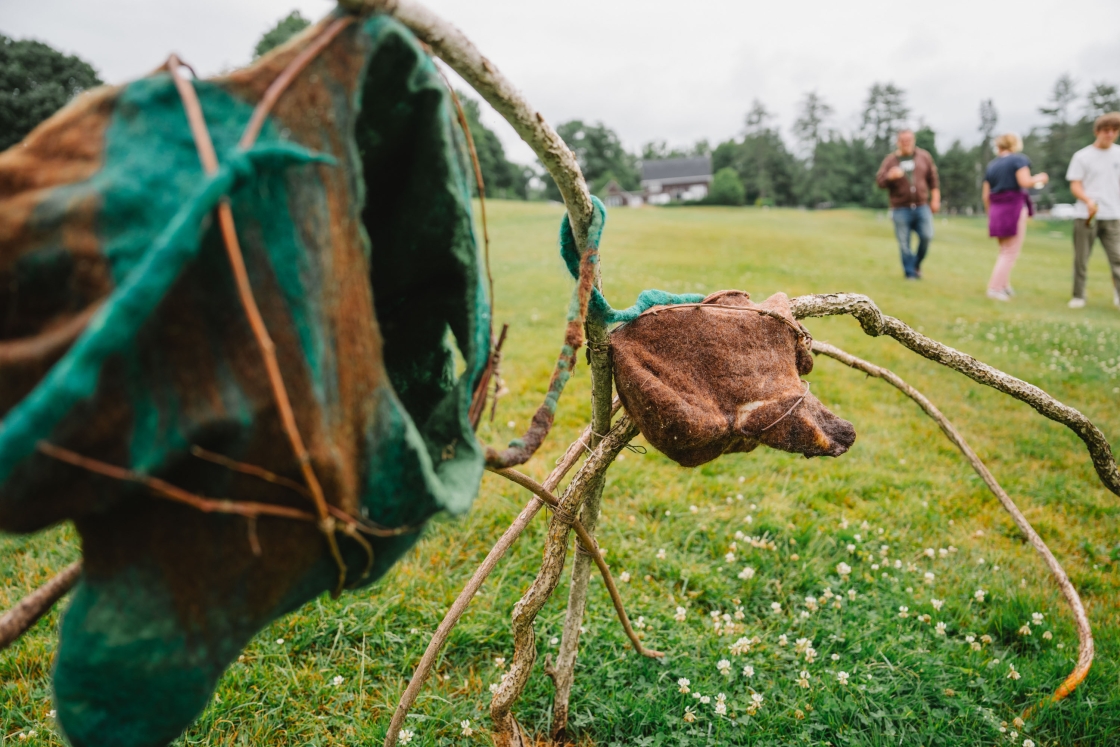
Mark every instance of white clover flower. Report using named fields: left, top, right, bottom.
left=799, top=610, right=810, bottom=619
left=730, top=637, right=752, bottom=656
left=831, top=653, right=840, bottom=661
left=717, top=659, right=732, bottom=676
left=804, top=596, right=819, bottom=612
left=924, top=572, right=935, bottom=584
left=495, top=656, right=506, bottom=668
left=634, top=616, right=646, bottom=630
left=854, top=532, right=862, bottom=541
left=690, top=505, right=699, bottom=514
left=1043, top=630, right=1053, bottom=640
left=683, top=706, right=696, bottom=723
left=837, top=671, right=850, bottom=685
left=398, top=729, right=415, bottom=745
left=678, top=677, right=691, bottom=694
left=871, top=564, right=880, bottom=571
left=461, top=720, right=473, bottom=736
left=939, top=547, right=948, bottom=557
left=656, top=548, right=667, bottom=560
left=734, top=530, right=745, bottom=540
left=931, top=598, right=944, bottom=611
left=848, top=589, right=857, bottom=600
left=1019, top=624, right=1032, bottom=636
left=751, top=692, right=764, bottom=706
left=1013, top=717, right=1024, bottom=728
left=620, top=571, right=631, bottom=583
left=489, top=683, right=500, bottom=694
left=898, top=606, right=909, bottom=618
left=742, top=664, right=755, bottom=677
left=794, top=637, right=811, bottom=652
left=1032, top=612, right=1044, bottom=625
left=1010, top=732, right=1019, bottom=740
left=965, top=634, right=975, bottom=643
left=804, top=647, right=817, bottom=663
left=714, top=699, right=727, bottom=715
left=980, top=634, right=992, bottom=645
left=895, top=559, right=903, bottom=569
left=738, top=565, right=756, bottom=581
left=734, top=606, right=745, bottom=620
left=924, top=548, right=935, bottom=558
left=276, top=638, right=285, bottom=645
left=724, top=551, right=736, bottom=563
left=47, top=711, right=56, bottom=719
left=331, top=675, right=344, bottom=687
left=846, top=543, right=856, bottom=553
left=674, top=606, right=687, bottom=622
left=549, top=637, right=560, bottom=645
left=771, top=602, right=782, bottom=614
left=935, top=622, right=947, bottom=635
left=778, top=634, right=789, bottom=646
left=836, top=562, right=852, bottom=577
left=919, top=614, right=932, bottom=623
left=692, top=692, right=701, bottom=699
left=948, top=545, right=958, bottom=553
left=797, top=670, right=811, bottom=688
left=1007, top=664, right=1021, bottom=680
left=700, top=695, right=711, bottom=704
left=974, top=589, right=987, bottom=602
left=1024, top=739, right=1035, bottom=747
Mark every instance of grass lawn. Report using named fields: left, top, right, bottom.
left=2, top=202, right=1119, bottom=746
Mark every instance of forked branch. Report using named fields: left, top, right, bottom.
left=813, top=340, right=1094, bottom=712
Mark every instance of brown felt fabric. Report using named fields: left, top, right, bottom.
left=611, top=290, right=856, bottom=467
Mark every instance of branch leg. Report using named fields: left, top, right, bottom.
left=0, top=561, right=82, bottom=649
left=489, top=417, right=638, bottom=747
left=813, top=340, right=1094, bottom=714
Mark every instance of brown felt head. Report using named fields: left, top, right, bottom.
left=611, top=290, right=855, bottom=467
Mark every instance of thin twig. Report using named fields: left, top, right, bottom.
left=489, top=416, right=638, bottom=747
left=791, top=293, right=1120, bottom=497
left=493, top=467, right=663, bottom=659
left=812, top=340, right=1094, bottom=713
left=381, top=418, right=606, bottom=747
left=0, top=561, right=82, bottom=650
left=167, top=38, right=351, bottom=594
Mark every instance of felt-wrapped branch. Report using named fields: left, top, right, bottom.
left=812, top=340, right=1094, bottom=712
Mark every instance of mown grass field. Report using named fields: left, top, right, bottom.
left=3, top=202, right=1119, bottom=746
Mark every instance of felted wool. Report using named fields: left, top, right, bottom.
left=611, top=290, right=855, bottom=467
left=0, top=11, right=488, bottom=747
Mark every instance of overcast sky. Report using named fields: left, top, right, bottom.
left=6, top=1, right=1120, bottom=164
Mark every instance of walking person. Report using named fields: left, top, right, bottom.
left=1066, top=112, right=1120, bottom=309
left=876, top=129, right=941, bottom=279
left=981, top=133, right=1047, bottom=301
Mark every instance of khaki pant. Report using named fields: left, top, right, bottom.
left=1072, top=219, right=1120, bottom=300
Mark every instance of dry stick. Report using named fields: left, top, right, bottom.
left=549, top=296, right=614, bottom=740
left=790, top=293, right=1120, bottom=497
left=167, top=23, right=355, bottom=595
left=812, top=341, right=1094, bottom=713
left=0, top=561, right=82, bottom=650
left=489, top=417, right=639, bottom=747
left=381, top=417, right=609, bottom=747
left=494, top=467, right=663, bottom=660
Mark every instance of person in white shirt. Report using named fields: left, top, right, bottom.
left=1065, top=112, right=1120, bottom=309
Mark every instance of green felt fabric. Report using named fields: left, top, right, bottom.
left=0, top=13, right=488, bottom=747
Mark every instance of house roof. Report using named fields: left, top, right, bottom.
left=640, top=156, right=712, bottom=182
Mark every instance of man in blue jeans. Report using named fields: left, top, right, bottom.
left=876, top=129, right=941, bottom=279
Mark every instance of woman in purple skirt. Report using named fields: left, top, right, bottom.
left=981, top=133, right=1048, bottom=301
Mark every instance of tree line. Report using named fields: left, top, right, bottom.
left=3, top=13, right=1117, bottom=214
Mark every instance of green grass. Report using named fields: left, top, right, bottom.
left=3, top=203, right=1120, bottom=746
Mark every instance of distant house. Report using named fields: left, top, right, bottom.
left=640, top=156, right=712, bottom=204
left=601, top=180, right=644, bottom=208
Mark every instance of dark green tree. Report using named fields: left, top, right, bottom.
left=978, top=98, right=998, bottom=156
left=937, top=140, right=981, bottom=212
left=545, top=120, right=639, bottom=200
left=861, top=82, right=909, bottom=153
left=457, top=92, right=529, bottom=199
left=1086, top=82, right=1120, bottom=118
left=0, top=34, right=101, bottom=151
left=713, top=104, right=799, bottom=207
left=705, top=167, right=745, bottom=205
left=792, top=91, right=833, bottom=155
left=254, top=11, right=311, bottom=58
left=1035, top=74, right=1093, bottom=204
left=914, top=125, right=938, bottom=160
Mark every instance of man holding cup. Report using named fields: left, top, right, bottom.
left=877, top=129, right=941, bottom=280
left=1066, top=112, right=1120, bottom=310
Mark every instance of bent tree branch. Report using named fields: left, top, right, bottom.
left=813, top=340, right=1094, bottom=712
left=791, top=293, right=1120, bottom=496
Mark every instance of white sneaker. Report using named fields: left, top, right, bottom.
left=987, top=289, right=1011, bottom=302
left=1068, top=297, right=1086, bottom=309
